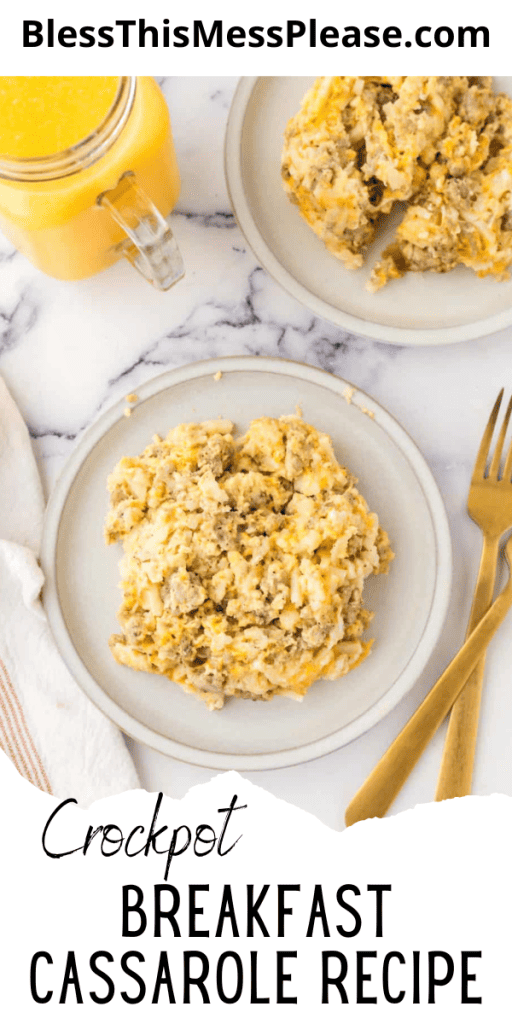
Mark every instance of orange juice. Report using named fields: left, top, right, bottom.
left=0, top=77, right=120, bottom=158
left=0, top=77, right=181, bottom=282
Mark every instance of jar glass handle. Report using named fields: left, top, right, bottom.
left=98, top=171, right=184, bottom=291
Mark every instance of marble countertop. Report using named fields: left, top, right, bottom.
left=1, top=76, right=512, bottom=829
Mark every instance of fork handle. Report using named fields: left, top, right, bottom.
left=435, top=533, right=499, bottom=801
left=345, top=573, right=512, bottom=827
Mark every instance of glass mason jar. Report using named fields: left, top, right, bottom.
left=0, top=77, right=184, bottom=290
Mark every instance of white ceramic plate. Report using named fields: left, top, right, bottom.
left=41, top=357, right=452, bottom=770
left=225, top=77, right=512, bottom=346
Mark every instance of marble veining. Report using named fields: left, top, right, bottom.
left=1, top=76, right=512, bottom=826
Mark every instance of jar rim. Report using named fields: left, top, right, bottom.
left=0, top=77, right=136, bottom=182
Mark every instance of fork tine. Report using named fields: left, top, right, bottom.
left=503, top=411, right=512, bottom=481
left=489, top=394, right=512, bottom=479
left=472, top=389, right=504, bottom=480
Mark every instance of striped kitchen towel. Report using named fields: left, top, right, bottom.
left=0, top=376, right=139, bottom=805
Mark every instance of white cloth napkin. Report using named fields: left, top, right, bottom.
left=0, top=377, right=139, bottom=805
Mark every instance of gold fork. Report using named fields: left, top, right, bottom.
left=345, top=533, right=512, bottom=826
left=345, top=390, right=512, bottom=826
left=436, top=390, right=512, bottom=800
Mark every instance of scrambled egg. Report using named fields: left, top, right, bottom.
left=282, top=77, right=512, bottom=290
left=105, top=415, right=393, bottom=710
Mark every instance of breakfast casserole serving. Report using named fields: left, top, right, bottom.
left=282, top=76, right=512, bottom=290
left=105, top=415, right=393, bottom=710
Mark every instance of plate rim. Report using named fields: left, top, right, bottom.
left=41, top=355, right=453, bottom=770
left=225, top=76, right=512, bottom=348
